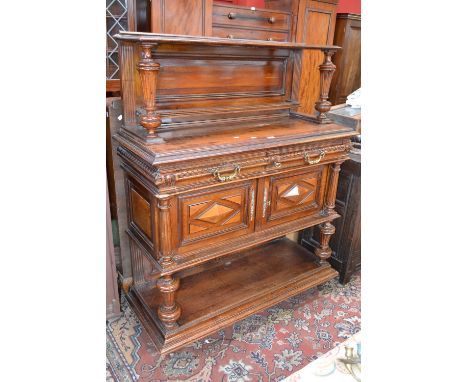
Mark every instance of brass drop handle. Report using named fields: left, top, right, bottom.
left=228, top=12, right=237, bottom=19
left=267, top=37, right=274, bottom=41
left=304, top=149, right=325, bottom=165
left=226, top=34, right=234, bottom=39
left=213, top=164, right=241, bottom=182
left=268, top=16, right=276, bottom=24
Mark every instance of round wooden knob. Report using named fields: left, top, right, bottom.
left=228, top=12, right=236, bottom=19
left=268, top=17, right=276, bottom=24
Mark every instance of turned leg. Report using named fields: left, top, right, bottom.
left=313, top=48, right=337, bottom=124
left=137, top=43, right=162, bottom=142
left=156, top=275, right=181, bottom=329
left=314, top=222, right=336, bottom=264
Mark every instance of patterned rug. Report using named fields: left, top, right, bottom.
left=106, top=272, right=361, bottom=382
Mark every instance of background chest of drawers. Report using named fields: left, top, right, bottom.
left=212, top=2, right=291, bottom=41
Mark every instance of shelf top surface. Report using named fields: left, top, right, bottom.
left=138, top=237, right=335, bottom=326
left=129, top=115, right=357, bottom=163
left=115, top=31, right=341, bottom=51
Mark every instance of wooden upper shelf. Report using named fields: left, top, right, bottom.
left=115, top=31, right=341, bottom=51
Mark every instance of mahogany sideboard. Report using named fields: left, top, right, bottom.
left=114, top=31, right=358, bottom=353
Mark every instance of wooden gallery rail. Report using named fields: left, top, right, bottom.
left=114, top=31, right=358, bottom=354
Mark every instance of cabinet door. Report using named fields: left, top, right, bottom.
left=177, top=180, right=256, bottom=252
left=259, top=167, right=326, bottom=228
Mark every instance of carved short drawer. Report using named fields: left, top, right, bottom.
left=212, top=4, right=291, bottom=31
left=155, top=141, right=351, bottom=193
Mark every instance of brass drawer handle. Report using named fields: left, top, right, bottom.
left=304, top=149, right=325, bottom=165
left=268, top=16, right=276, bottom=24
left=226, top=34, right=235, bottom=39
left=267, top=37, right=274, bottom=41
left=228, top=12, right=237, bottom=19
left=213, top=164, right=241, bottom=182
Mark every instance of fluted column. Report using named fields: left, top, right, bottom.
left=324, top=161, right=343, bottom=215
left=158, top=197, right=174, bottom=267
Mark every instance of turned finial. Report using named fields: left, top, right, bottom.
left=137, top=43, right=161, bottom=140
left=313, top=48, right=337, bottom=124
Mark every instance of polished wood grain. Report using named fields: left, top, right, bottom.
left=114, top=33, right=357, bottom=354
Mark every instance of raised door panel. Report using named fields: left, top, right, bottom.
left=126, top=176, right=157, bottom=254
left=151, top=0, right=212, bottom=36
left=260, top=167, right=326, bottom=228
left=177, top=180, right=256, bottom=253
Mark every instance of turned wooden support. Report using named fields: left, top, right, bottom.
left=324, top=161, right=343, bottom=215
left=313, top=49, right=337, bottom=124
left=121, top=277, right=133, bottom=294
left=158, top=197, right=175, bottom=267
left=314, top=222, right=336, bottom=264
left=156, top=275, right=181, bottom=329
left=137, top=43, right=161, bottom=139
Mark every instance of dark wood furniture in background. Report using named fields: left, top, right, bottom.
left=107, top=98, right=134, bottom=293
left=300, top=105, right=360, bottom=284
left=107, top=179, right=121, bottom=320
left=114, top=32, right=358, bottom=353
left=149, top=0, right=213, bottom=35
left=329, top=13, right=361, bottom=105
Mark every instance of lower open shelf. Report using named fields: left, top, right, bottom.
left=126, top=237, right=338, bottom=354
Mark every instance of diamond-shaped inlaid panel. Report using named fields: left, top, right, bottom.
left=106, top=0, right=128, bottom=80
left=198, top=203, right=234, bottom=224
left=178, top=182, right=256, bottom=248
left=272, top=174, right=320, bottom=213
left=187, top=195, right=243, bottom=236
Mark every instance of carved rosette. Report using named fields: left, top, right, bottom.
left=314, top=222, right=336, bottom=264
left=137, top=44, right=161, bottom=139
left=156, top=275, right=181, bottom=329
left=313, top=49, right=337, bottom=124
